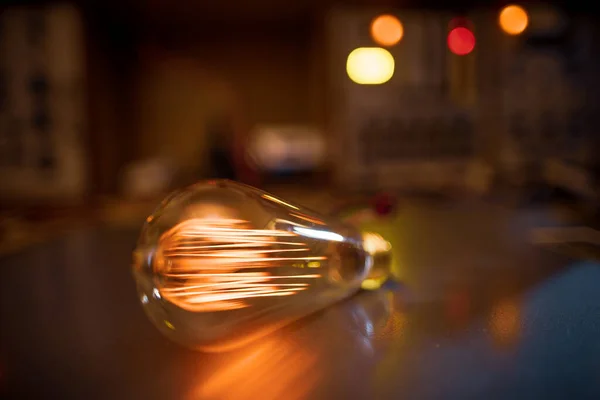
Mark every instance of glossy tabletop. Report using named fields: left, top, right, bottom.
left=1, top=201, right=600, bottom=399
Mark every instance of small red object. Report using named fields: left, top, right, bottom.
left=372, top=192, right=397, bottom=216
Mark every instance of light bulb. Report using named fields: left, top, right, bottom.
left=132, top=180, right=387, bottom=351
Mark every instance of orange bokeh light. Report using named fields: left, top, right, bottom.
left=447, top=27, right=476, bottom=56
left=499, top=5, right=529, bottom=35
left=370, top=14, right=404, bottom=46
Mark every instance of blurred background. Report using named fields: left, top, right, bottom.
left=1, top=0, right=600, bottom=253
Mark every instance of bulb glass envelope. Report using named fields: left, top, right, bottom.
left=133, top=180, right=385, bottom=351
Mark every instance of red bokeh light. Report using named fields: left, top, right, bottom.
left=447, top=27, right=475, bottom=56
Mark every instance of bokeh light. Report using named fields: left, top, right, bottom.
left=499, top=5, right=529, bottom=35
left=370, top=14, right=404, bottom=46
left=346, top=47, right=395, bottom=85
left=447, top=27, right=476, bottom=56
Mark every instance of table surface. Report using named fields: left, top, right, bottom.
left=1, top=200, right=600, bottom=399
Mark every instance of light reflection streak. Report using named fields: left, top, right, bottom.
left=156, top=218, right=324, bottom=312
left=261, top=194, right=300, bottom=210
left=290, top=212, right=326, bottom=225
left=292, top=226, right=344, bottom=242
left=193, top=334, right=320, bottom=400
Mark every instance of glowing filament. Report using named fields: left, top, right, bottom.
left=156, top=218, right=324, bottom=312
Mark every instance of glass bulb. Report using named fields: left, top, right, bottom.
left=132, top=180, right=384, bottom=352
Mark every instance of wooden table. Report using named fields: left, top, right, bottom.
left=1, top=201, right=599, bottom=399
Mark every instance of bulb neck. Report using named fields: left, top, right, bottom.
left=360, top=232, right=392, bottom=290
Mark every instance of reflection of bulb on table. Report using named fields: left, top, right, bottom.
left=133, top=180, right=385, bottom=351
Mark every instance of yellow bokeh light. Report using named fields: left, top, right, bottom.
left=370, top=14, right=404, bottom=46
left=346, top=47, right=395, bottom=85
left=499, top=5, right=529, bottom=35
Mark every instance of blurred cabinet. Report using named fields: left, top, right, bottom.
left=0, top=5, right=87, bottom=203
left=327, top=8, right=482, bottom=193
left=481, top=5, right=599, bottom=198
left=327, top=6, right=597, bottom=198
